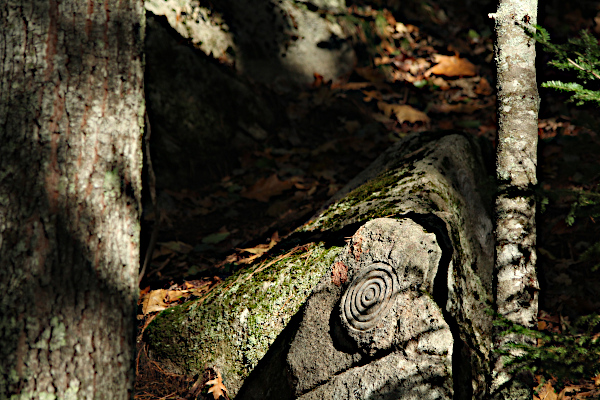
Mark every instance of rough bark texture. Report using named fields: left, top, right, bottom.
left=144, top=0, right=355, bottom=88
left=489, top=0, right=539, bottom=398
left=0, top=1, right=144, bottom=398
left=145, top=131, right=496, bottom=398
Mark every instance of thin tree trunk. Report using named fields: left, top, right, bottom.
left=0, top=1, right=144, bottom=398
left=489, top=0, right=539, bottom=398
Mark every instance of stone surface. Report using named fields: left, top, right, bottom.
left=145, top=0, right=355, bottom=87
left=285, top=218, right=453, bottom=399
left=145, top=131, right=496, bottom=398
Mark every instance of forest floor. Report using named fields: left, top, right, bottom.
left=135, top=1, right=600, bottom=399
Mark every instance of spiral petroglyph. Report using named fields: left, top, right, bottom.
left=341, top=262, right=399, bottom=332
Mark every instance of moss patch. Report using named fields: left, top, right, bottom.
left=146, top=242, right=343, bottom=390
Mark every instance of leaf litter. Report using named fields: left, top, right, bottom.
left=136, top=2, right=600, bottom=399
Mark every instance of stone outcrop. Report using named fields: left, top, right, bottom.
left=145, top=0, right=355, bottom=87
left=145, top=131, right=496, bottom=398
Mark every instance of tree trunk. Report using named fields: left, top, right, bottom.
left=145, top=131, right=496, bottom=398
left=0, top=1, right=144, bottom=398
left=489, top=0, right=539, bottom=398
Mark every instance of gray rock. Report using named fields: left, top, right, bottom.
left=287, top=218, right=453, bottom=399
left=145, top=132, right=495, bottom=398
left=145, top=0, right=355, bottom=87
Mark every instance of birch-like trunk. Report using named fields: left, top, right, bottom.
left=0, top=1, right=145, bottom=398
left=489, top=0, right=539, bottom=398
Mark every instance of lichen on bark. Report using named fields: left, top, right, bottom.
left=489, top=0, right=540, bottom=398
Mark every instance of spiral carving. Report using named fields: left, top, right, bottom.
left=341, top=262, right=399, bottom=332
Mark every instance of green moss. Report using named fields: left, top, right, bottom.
left=145, top=303, right=190, bottom=363
left=146, top=242, right=343, bottom=382
left=306, top=167, right=416, bottom=231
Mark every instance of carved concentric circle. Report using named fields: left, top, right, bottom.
left=341, top=262, right=399, bottom=332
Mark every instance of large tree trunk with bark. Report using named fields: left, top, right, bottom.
left=0, top=1, right=144, bottom=398
left=144, top=131, right=497, bottom=399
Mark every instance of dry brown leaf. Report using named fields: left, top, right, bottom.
left=237, top=253, right=261, bottom=265
left=475, top=77, right=493, bottom=95
left=141, top=289, right=169, bottom=315
left=239, top=243, right=270, bottom=255
left=377, top=101, right=430, bottom=124
left=331, top=261, right=348, bottom=286
left=331, top=81, right=372, bottom=90
left=430, top=77, right=450, bottom=90
left=237, top=232, right=279, bottom=264
left=157, top=241, right=193, bottom=255
left=374, top=56, right=393, bottom=66
left=165, top=290, right=186, bottom=303
left=428, top=102, right=487, bottom=114
left=239, top=232, right=279, bottom=255
left=537, top=380, right=558, bottom=400
left=241, top=174, right=295, bottom=202
left=205, top=371, right=228, bottom=400
left=425, top=54, right=477, bottom=77
left=362, top=90, right=383, bottom=102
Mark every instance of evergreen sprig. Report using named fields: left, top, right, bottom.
left=491, top=311, right=600, bottom=383
left=528, top=25, right=600, bottom=106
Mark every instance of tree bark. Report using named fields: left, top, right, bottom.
left=144, top=131, right=496, bottom=398
left=0, top=1, right=144, bottom=398
left=489, top=0, right=540, bottom=398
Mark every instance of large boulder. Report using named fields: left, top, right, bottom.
left=145, top=131, right=495, bottom=398
left=145, top=0, right=355, bottom=87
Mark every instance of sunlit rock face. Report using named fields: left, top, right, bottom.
left=145, top=0, right=355, bottom=88
left=235, top=218, right=456, bottom=399
left=291, top=218, right=454, bottom=400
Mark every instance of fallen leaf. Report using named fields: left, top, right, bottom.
left=377, top=101, right=430, bottom=124
left=428, top=102, right=487, bottom=114
left=331, top=261, right=348, bottom=286
left=141, top=289, right=168, bottom=315
left=237, top=232, right=280, bottom=262
left=475, top=77, right=493, bottom=95
left=236, top=253, right=261, bottom=265
left=241, top=174, right=295, bottom=202
left=371, top=112, right=397, bottom=129
left=538, top=320, right=548, bottom=330
left=425, top=54, right=477, bottom=77
left=239, top=244, right=270, bottom=255
left=362, top=90, right=383, bottom=102
left=331, top=81, right=372, bottom=90
left=202, top=231, right=231, bottom=244
left=430, top=76, right=450, bottom=90
left=165, top=290, right=186, bottom=303
left=157, top=241, right=193, bottom=254
left=206, top=371, right=228, bottom=400
left=537, top=380, right=558, bottom=400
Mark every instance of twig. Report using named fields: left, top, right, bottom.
left=567, top=58, right=600, bottom=80
left=138, top=111, right=160, bottom=286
